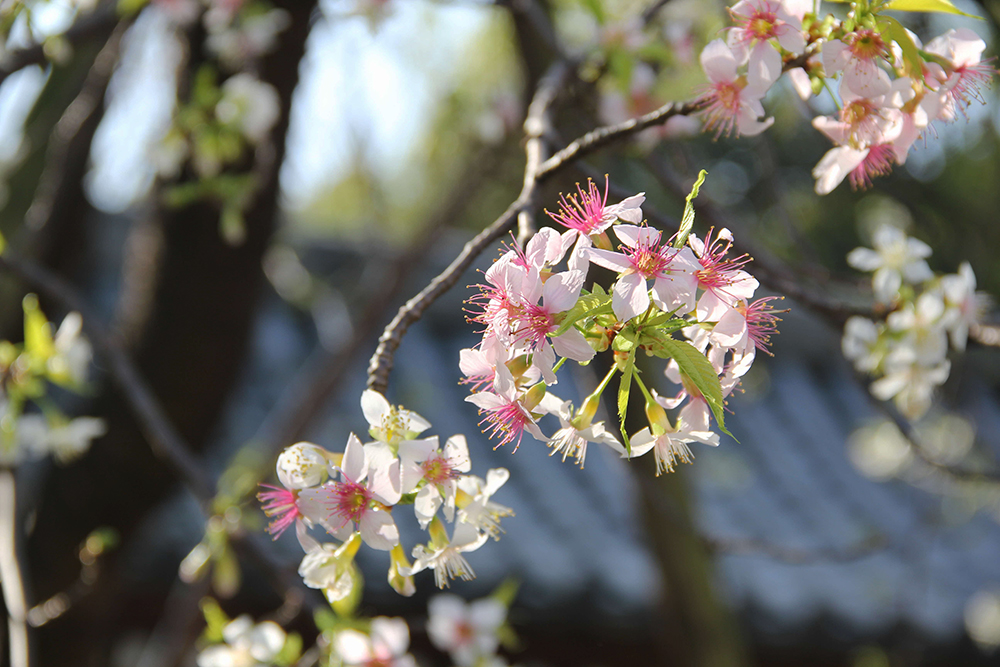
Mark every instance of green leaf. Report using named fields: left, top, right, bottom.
left=883, top=0, right=982, bottom=17
left=655, top=337, right=733, bottom=438
left=674, top=170, right=707, bottom=249
left=274, top=632, right=302, bottom=667
left=313, top=608, right=339, bottom=633
left=878, top=17, right=924, bottom=81
left=117, top=0, right=149, bottom=15
left=580, top=0, right=605, bottom=23
left=554, top=291, right=613, bottom=337
left=211, top=548, right=241, bottom=599
left=331, top=563, right=363, bottom=617
left=617, top=352, right=635, bottom=451
left=22, top=295, right=54, bottom=361
left=199, top=598, right=229, bottom=644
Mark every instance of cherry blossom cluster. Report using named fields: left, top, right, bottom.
left=152, top=0, right=286, bottom=242
left=696, top=0, right=994, bottom=194
left=842, top=223, right=989, bottom=420
left=258, top=390, right=513, bottom=598
left=462, top=176, right=781, bottom=475
left=196, top=585, right=518, bottom=667
left=0, top=296, right=105, bottom=467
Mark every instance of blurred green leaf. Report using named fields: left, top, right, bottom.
left=883, top=0, right=981, bottom=17
left=199, top=598, right=230, bottom=644
left=23, top=295, right=54, bottom=361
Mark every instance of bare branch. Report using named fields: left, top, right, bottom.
left=535, top=98, right=709, bottom=181
left=366, top=61, right=571, bottom=394
left=0, top=254, right=215, bottom=502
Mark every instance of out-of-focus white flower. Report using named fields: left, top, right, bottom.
left=870, top=345, right=950, bottom=421
left=847, top=225, right=933, bottom=303
left=206, top=9, right=291, bottom=69
left=297, top=531, right=360, bottom=603
left=334, top=617, right=416, bottom=667
left=197, top=615, right=286, bottom=667
left=842, top=316, right=884, bottom=372
left=428, top=594, right=507, bottom=667
left=941, top=262, right=990, bottom=351
left=886, top=291, right=948, bottom=365
left=216, top=74, right=281, bottom=145
left=49, top=312, right=93, bottom=386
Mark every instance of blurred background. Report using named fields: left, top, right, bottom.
left=5, top=0, right=1000, bottom=665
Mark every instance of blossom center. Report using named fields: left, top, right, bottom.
left=849, top=29, right=887, bottom=61
left=329, top=480, right=372, bottom=524
left=547, top=178, right=608, bottom=234
left=747, top=14, right=776, bottom=40
left=623, top=233, right=672, bottom=278
left=421, top=454, right=458, bottom=485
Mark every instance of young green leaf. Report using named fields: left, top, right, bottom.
left=878, top=17, right=925, bottom=81
left=656, top=337, right=734, bottom=438
left=617, top=351, right=635, bottom=451
left=674, top=169, right=708, bottom=249
left=883, top=0, right=982, bottom=18
left=23, top=295, right=55, bottom=361
left=554, top=291, right=613, bottom=337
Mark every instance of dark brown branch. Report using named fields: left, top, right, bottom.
left=257, top=143, right=506, bottom=454
left=0, top=8, right=120, bottom=86
left=24, top=20, right=129, bottom=235
left=366, top=61, right=570, bottom=394
left=535, top=98, right=708, bottom=181
left=0, top=253, right=320, bottom=612
left=0, top=254, right=215, bottom=502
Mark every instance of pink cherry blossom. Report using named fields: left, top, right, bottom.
left=586, top=224, right=687, bottom=321
left=465, top=365, right=546, bottom=451
left=300, top=434, right=401, bottom=550
left=727, top=0, right=805, bottom=80
left=698, top=39, right=776, bottom=138
left=823, top=29, right=893, bottom=98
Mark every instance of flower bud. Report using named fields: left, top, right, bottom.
left=645, top=400, right=670, bottom=436
left=276, top=442, right=329, bottom=489
left=388, top=544, right=416, bottom=597
left=522, top=382, right=547, bottom=412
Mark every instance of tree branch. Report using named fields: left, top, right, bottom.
left=0, top=8, right=120, bottom=86
left=365, top=61, right=571, bottom=394
left=0, top=253, right=319, bottom=611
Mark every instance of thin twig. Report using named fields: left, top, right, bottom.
left=866, top=392, right=1000, bottom=485
left=256, top=143, right=506, bottom=455
left=0, top=469, right=31, bottom=667
left=640, top=0, right=674, bottom=25
left=0, top=255, right=215, bottom=502
left=366, top=61, right=570, bottom=394
left=535, top=98, right=709, bottom=181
